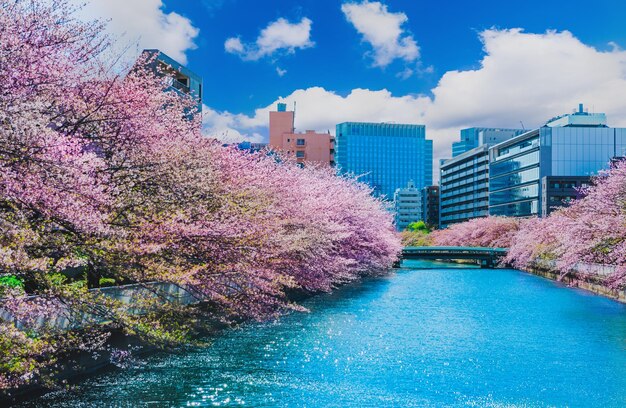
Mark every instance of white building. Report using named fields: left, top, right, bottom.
left=394, top=180, right=422, bottom=231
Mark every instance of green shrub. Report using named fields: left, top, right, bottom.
left=98, top=277, right=116, bottom=287
left=0, top=275, right=24, bottom=289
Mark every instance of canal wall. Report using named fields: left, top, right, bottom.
left=0, top=281, right=202, bottom=331
left=0, top=282, right=214, bottom=403
left=524, top=260, right=626, bottom=303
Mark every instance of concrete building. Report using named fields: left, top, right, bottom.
left=335, top=122, right=432, bottom=199
left=394, top=181, right=422, bottom=231
left=421, top=186, right=440, bottom=229
left=269, top=103, right=334, bottom=166
left=541, top=176, right=590, bottom=216
left=439, top=127, right=522, bottom=228
left=440, top=145, right=490, bottom=228
left=489, top=104, right=626, bottom=217
left=141, top=49, right=203, bottom=115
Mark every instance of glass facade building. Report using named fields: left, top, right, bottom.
left=489, top=106, right=626, bottom=217
left=142, top=49, right=203, bottom=115
left=452, top=128, right=523, bottom=157
left=335, top=122, right=432, bottom=199
left=439, top=128, right=523, bottom=228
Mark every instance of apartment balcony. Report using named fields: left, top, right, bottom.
left=169, top=78, right=191, bottom=94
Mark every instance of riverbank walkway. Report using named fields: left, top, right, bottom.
left=400, top=246, right=508, bottom=268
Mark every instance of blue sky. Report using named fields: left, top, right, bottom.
left=75, top=0, right=626, bottom=162
left=166, top=0, right=625, bottom=114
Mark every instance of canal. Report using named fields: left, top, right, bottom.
left=23, top=261, right=626, bottom=407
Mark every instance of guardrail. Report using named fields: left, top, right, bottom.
left=0, top=282, right=203, bottom=331
left=532, top=259, right=617, bottom=278
left=400, top=246, right=508, bottom=268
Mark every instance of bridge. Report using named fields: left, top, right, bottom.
left=400, top=246, right=508, bottom=268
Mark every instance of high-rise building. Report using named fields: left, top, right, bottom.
left=421, top=186, right=440, bottom=229
left=393, top=181, right=422, bottom=231
left=440, top=145, right=490, bottom=228
left=452, top=128, right=524, bottom=157
left=488, top=104, right=626, bottom=217
left=141, top=49, right=203, bottom=115
left=439, top=128, right=522, bottom=228
left=269, top=103, right=334, bottom=166
left=335, top=122, right=432, bottom=199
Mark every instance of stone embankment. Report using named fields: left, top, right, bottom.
left=525, top=259, right=625, bottom=303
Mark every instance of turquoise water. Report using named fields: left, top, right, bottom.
left=25, top=261, right=626, bottom=407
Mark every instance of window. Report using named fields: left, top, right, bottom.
left=296, top=151, right=305, bottom=158
left=296, top=138, right=305, bottom=146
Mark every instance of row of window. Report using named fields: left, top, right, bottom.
left=490, top=150, right=540, bottom=178
left=489, top=183, right=539, bottom=206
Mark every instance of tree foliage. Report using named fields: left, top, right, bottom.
left=430, top=217, right=520, bottom=248
left=433, top=164, right=626, bottom=289
left=0, top=0, right=401, bottom=390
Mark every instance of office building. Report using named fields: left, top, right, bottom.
left=541, top=176, right=590, bottom=216
left=335, top=122, right=432, bottom=199
left=439, top=128, right=522, bottom=228
left=440, top=145, right=490, bottom=228
left=393, top=181, right=422, bottom=231
left=452, top=127, right=524, bottom=157
left=269, top=104, right=334, bottom=166
left=141, top=49, right=203, bottom=115
left=235, top=141, right=268, bottom=153
left=421, top=186, right=440, bottom=229
left=489, top=104, right=626, bottom=217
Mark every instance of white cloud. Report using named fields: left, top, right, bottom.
left=427, top=28, right=626, bottom=130
left=201, top=105, right=267, bottom=144
left=70, top=0, right=199, bottom=64
left=276, top=67, right=287, bottom=77
left=202, top=88, right=429, bottom=145
left=396, top=67, right=413, bottom=80
left=225, top=17, right=314, bottom=61
left=205, top=28, right=626, bottom=179
left=341, top=1, right=419, bottom=68
left=224, top=37, right=244, bottom=54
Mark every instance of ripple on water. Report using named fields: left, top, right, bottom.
left=19, top=263, right=626, bottom=407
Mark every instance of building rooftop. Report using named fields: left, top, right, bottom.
left=544, top=103, right=607, bottom=127
left=441, top=144, right=489, bottom=169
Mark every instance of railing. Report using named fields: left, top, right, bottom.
left=532, top=259, right=617, bottom=278
left=400, top=247, right=508, bottom=268
left=403, top=246, right=508, bottom=255
left=0, top=282, right=202, bottom=331
left=169, top=78, right=191, bottom=94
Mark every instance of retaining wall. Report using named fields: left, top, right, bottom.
left=525, top=260, right=626, bottom=303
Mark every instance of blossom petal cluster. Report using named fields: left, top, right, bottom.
left=432, top=164, right=626, bottom=288
left=0, top=0, right=400, bottom=390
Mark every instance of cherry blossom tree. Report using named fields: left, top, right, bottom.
left=433, top=162, right=626, bottom=289
left=0, top=0, right=401, bottom=390
left=430, top=217, right=520, bottom=248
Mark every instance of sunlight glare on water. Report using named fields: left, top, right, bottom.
left=24, top=261, right=626, bottom=407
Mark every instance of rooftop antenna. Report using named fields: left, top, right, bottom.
left=519, top=121, right=525, bottom=130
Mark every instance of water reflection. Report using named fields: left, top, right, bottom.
left=23, top=262, right=626, bottom=407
